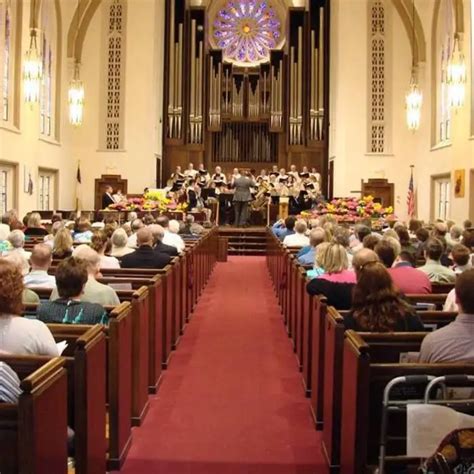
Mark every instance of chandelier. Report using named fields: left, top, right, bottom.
left=23, top=30, right=43, bottom=103
left=446, top=35, right=466, bottom=107
left=405, top=0, right=422, bottom=131
left=68, top=63, right=84, bottom=126
left=406, top=71, right=423, bottom=131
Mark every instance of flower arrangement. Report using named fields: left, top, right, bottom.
left=301, top=195, right=395, bottom=222
left=107, top=190, right=188, bottom=213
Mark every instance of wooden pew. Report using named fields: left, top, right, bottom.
left=406, top=293, right=447, bottom=309
left=104, top=302, right=133, bottom=470
left=47, top=324, right=107, bottom=474
left=0, top=356, right=68, bottom=474
left=322, top=310, right=458, bottom=472
left=340, top=330, right=474, bottom=474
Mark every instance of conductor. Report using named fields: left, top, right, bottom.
left=232, top=170, right=256, bottom=227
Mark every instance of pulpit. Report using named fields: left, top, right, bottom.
left=94, top=175, right=128, bottom=210
left=361, top=179, right=394, bottom=208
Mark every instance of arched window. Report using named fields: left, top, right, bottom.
left=101, top=0, right=127, bottom=150
left=368, top=0, right=391, bottom=154
left=434, top=0, right=454, bottom=144
left=0, top=0, right=21, bottom=127
left=39, top=0, right=57, bottom=138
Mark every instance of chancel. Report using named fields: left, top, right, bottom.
left=0, top=0, right=474, bottom=472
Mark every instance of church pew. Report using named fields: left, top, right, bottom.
left=47, top=324, right=107, bottom=474
left=309, top=296, right=327, bottom=429
left=339, top=331, right=474, bottom=474
left=405, top=293, right=447, bottom=309
left=431, top=282, right=454, bottom=294
left=103, top=302, right=133, bottom=470
left=322, top=310, right=458, bottom=472
left=0, top=356, right=68, bottom=474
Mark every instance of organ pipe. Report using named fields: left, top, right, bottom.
left=317, top=6, right=325, bottom=140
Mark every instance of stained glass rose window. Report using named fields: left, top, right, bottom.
left=213, top=0, right=281, bottom=64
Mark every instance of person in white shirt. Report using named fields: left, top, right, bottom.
left=283, top=220, right=310, bottom=248
left=24, top=243, right=56, bottom=289
left=50, top=245, right=120, bottom=306
left=127, top=218, right=144, bottom=249
left=157, top=216, right=185, bottom=252
left=0, top=259, right=58, bottom=356
left=3, top=230, right=31, bottom=275
left=184, top=163, right=198, bottom=179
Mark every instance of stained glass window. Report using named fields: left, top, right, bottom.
left=213, top=0, right=281, bottom=64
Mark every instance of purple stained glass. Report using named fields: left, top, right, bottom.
left=213, top=0, right=281, bottom=63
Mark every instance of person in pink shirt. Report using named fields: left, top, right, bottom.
left=318, top=242, right=356, bottom=283
left=375, top=241, right=432, bottom=294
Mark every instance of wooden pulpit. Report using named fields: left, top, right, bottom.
left=361, top=179, right=394, bottom=208
left=95, top=175, right=128, bottom=210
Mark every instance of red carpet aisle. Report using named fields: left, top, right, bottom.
left=114, top=256, right=324, bottom=474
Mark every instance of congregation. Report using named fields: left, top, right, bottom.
left=272, top=215, right=474, bottom=364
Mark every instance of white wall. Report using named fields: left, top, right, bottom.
left=330, top=0, right=473, bottom=223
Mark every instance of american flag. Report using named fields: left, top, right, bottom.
left=407, top=167, right=415, bottom=218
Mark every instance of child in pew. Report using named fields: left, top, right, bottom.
left=37, top=258, right=108, bottom=325
left=343, top=262, right=425, bottom=332
left=0, top=259, right=58, bottom=356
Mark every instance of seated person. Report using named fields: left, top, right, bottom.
left=362, top=233, right=381, bottom=250
left=4, top=230, right=31, bottom=275
left=344, top=261, right=424, bottom=331
left=121, top=227, right=171, bottom=269
left=149, top=224, right=179, bottom=257
left=110, top=228, right=134, bottom=257
left=0, top=259, right=58, bottom=356
left=451, top=244, right=472, bottom=274
left=53, top=227, right=74, bottom=259
left=375, top=240, right=432, bottom=294
left=23, top=212, right=49, bottom=237
left=157, top=216, right=185, bottom=252
left=350, top=224, right=372, bottom=253
left=418, top=238, right=456, bottom=283
left=38, top=258, right=108, bottom=325
left=283, top=219, right=310, bottom=248
left=50, top=245, right=120, bottom=306
left=272, top=216, right=296, bottom=241
left=306, top=242, right=330, bottom=279
left=180, top=215, right=204, bottom=237
left=297, top=228, right=326, bottom=265
left=306, top=243, right=364, bottom=310
left=420, top=269, right=474, bottom=363
left=73, top=217, right=93, bottom=243
left=127, top=218, right=144, bottom=249
left=91, top=230, right=120, bottom=269
left=24, top=243, right=56, bottom=289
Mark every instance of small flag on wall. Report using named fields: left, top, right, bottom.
left=407, top=166, right=415, bottom=218
left=76, top=161, right=82, bottom=212
left=27, top=173, right=34, bottom=196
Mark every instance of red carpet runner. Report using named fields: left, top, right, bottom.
left=114, top=256, right=324, bottom=473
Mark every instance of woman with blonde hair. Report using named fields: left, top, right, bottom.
left=110, top=228, right=134, bottom=257
left=307, top=242, right=330, bottom=279
left=91, top=230, right=120, bottom=269
left=317, top=242, right=355, bottom=283
left=73, top=217, right=93, bottom=243
left=24, top=212, right=48, bottom=237
left=53, top=228, right=74, bottom=259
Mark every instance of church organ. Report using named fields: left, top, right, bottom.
left=162, top=0, right=330, bottom=194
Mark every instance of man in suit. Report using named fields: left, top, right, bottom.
left=121, top=227, right=171, bottom=269
left=102, top=185, right=116, bottom=209
left=232, top=170, right=256, bottom=227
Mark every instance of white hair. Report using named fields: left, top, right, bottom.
left=7, top=230, right=25, bottom=249
left=148, top=224, right=165, bottom=242
left=169, top=220, right=180, bottom=234
left=72, top=244, right=100, bottom=272
left=111, top=228, right=128, bottom=248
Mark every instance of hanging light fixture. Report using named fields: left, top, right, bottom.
left=405, top=0, right=422, bottom=131
left=68, top=63, right=84, bottom=126
left=23, top=28, right=43, bottom=103
left=447, top=34, right=466, bottom=107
